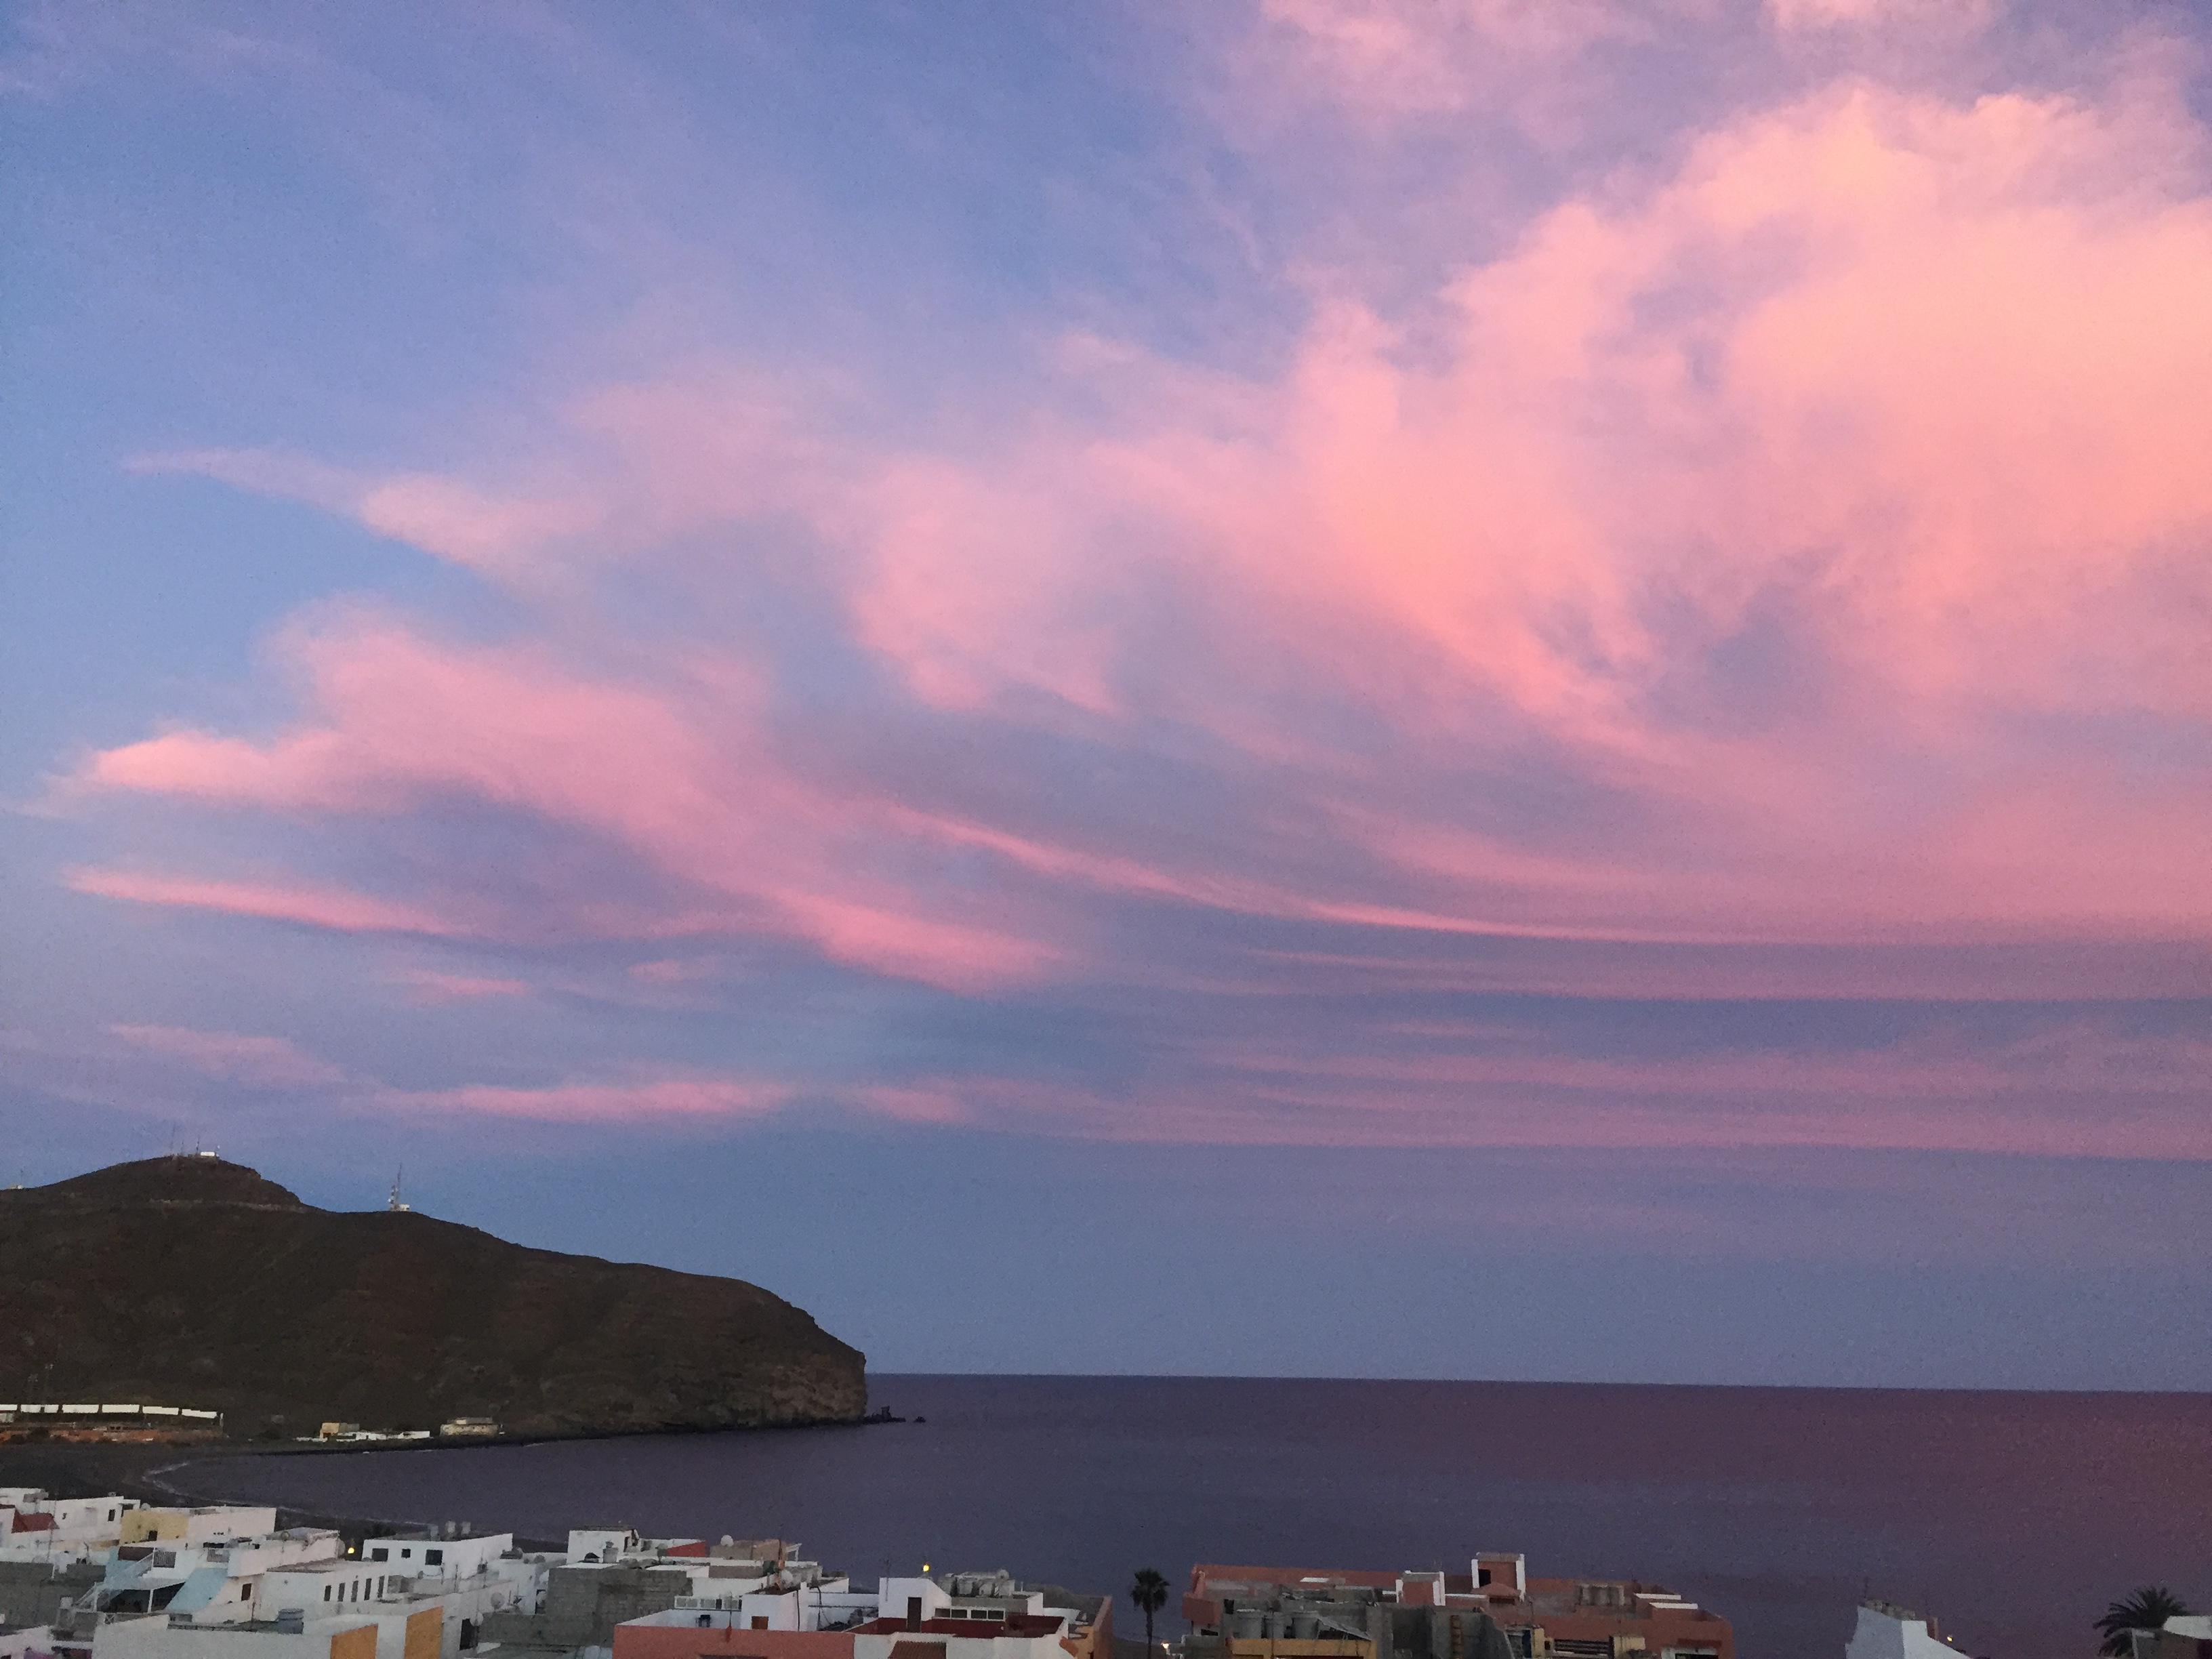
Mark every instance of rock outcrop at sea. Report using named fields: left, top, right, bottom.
left=0, top=1155, right=866, bottom=1438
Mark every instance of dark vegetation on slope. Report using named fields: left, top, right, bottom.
left=0, top=1156, right=866, bottom=1439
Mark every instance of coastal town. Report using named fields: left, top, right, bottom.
left=5, top=0, right=2207, bottom=1653
left=12, top=1485, right=2188, bottom=1659
left=0, top=1490, right=1748, bottom=1659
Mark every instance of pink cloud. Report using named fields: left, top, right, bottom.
left=352, top=476, right=602, bottom=575
left=628, top=957, right=722, bottom=985
left=821, top=77, right=2212, bottom=944
left=14, top=1008, right=2202, bottom=1160
left=1766, top=0, right=1992, bottom=32
left=1240, top=0, right=1641, bottom=125
left=395, top=969, right=532, bottom=1005
left=385, top=1074, right=788, bottom=1123
left=69, top=615, right=1058, bottom=989
left=963, top=1020, right=2212, bottom=1160
left=106, top=1024, right=348, bottom=1090
left=375, top=1072, right=972, bottom=1127
left=66, top=867, right=471, bottom=935
left=62, top=57, right=2212, bottom=1043
left=130, top=449, right=602, bottom=579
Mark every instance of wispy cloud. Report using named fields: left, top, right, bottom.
left=66, top=868, right=474, bottom=937
left=108, top=1024, right=348, bottom=1090
left=22, top=1, right=2212, bottom=1158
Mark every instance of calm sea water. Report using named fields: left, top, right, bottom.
left=161, top=1377, right=2209, bottom=1659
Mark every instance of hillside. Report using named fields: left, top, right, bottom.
left=0, top=1156, right=865, bottom=1438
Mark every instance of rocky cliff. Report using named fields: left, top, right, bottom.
left=0, top=1156, right=865, bottom=1437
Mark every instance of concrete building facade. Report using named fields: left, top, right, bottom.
left=1, top=1494, right=140, bottom=1566
left=1185, top=1561, right=1729, bottom=1659
left=117, top=1510, right=278, bottom=1549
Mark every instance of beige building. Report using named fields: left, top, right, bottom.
left=119, top=1508, right=279, bottom=1547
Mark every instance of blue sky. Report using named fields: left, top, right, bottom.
left=3, top=0, right=2209, bottom=1387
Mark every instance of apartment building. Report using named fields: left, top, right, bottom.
left=616, top=1568, right=1111, bottom=1659
left=1184, top=1558, right=1730, bottom=1659
left=0, top=1494, right=139, bottom=1566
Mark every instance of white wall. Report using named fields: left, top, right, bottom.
left=180, top=1508, right=276, bottom=1546
left=94, top=1612, right=375, bottom=1659
left=1845, top=1604, right=1959, bottom=1659
left=257, top=1563, right=389, bottom=1619
left=568, top=1529, right=640, bottom=1563
left=358, top=1532, right=512, bottom=1583
left=213, top=1528, right=344, bottom=1576
left=879, top=1576, right=952, bottom=1626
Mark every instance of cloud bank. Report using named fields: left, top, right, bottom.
left=20, top=1, right=2212, bottom=1154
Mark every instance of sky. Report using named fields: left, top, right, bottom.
left=2, top=0, right=2208, bottom=1389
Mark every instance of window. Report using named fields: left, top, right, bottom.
left=324, top=1587, right=331, bottom=1601
left=1477, top=1571, right=1491, bottom=1587
left=401, top=1549, right=412, bottom=1559
left=426, top=1549, right=444, bottom=1567
left=372, top=1548, right=388, bottom=1562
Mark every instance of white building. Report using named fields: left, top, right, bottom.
left=668, top=1572, right=872, bottom=1628
left=1845, top=1602, right=1961, bottom=1659
left=567, top=1528, right=647, bottom=1563
left=92, top=1524, right=346, bottom=1620
left=262, top=1532, right=537, bottom=1627
left=357, top=1532, right=514, bottom=1584
left=92, top=1536, right=541, bottom=1659
left=848, top=1572, right=1111, bottom=1659
left=0, top=1492, right=140, bottom=1564
left=2131, top=1615, right=2212, bottom=1658
left=119, top=1508, right=278, bottom=1549
left=85, top=1515, right=541, bottom=1647
left=615, top=1570, right=1111, bottom=1659
left=94, top=1607, right=404, bottom=1659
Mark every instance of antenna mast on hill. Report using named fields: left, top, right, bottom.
left=388, top=1168, right=412, bottom=1213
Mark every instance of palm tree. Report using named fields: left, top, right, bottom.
left=1131, top=1568, right=1170, bottom=1651
left=2097, top=1586, right=2192, bottom=1656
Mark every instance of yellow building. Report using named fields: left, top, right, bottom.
left=118, top=1509, right=189, bottom=1544
left=117, top=1505, right=278, bottom=1547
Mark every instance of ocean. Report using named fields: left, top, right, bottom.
left=159, top=1376, right=2210, bottom=1659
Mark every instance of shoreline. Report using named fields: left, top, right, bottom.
left=0, top=1438, right=457, bottom=1547
left=0, top=1414, right=893, bottom=1551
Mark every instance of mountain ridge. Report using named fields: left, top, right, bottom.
left=0, top=1155, right=866, bottom=1437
